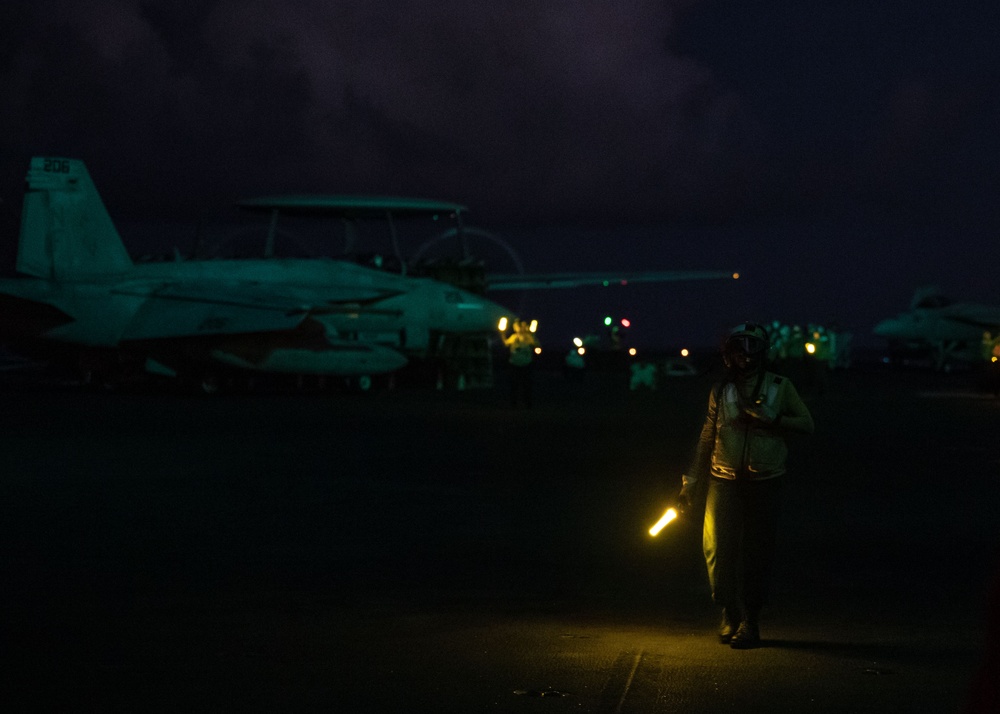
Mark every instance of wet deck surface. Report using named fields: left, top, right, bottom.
left=1, top=366, right=996, bottom=711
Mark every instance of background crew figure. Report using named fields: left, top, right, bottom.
left=503, top=319, right=539, bottom=407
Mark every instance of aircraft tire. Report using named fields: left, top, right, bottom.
left=342, top=373, right=387, bottom=396
left=199, top=372, right=222, bottom=395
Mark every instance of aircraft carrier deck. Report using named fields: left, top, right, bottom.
left=0, top=365, right=995, bottom=711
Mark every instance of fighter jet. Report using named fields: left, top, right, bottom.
left=873, top=286, right=1000, bottom=369
left=0, top=157, right=737, bottom=390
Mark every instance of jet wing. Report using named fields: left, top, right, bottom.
left=484, top=271, right=738, bottom=290
left=940, top=304, right=1000, bottom=331
left=115, top=281, right=398, bottom=341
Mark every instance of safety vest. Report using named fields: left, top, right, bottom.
left=712, top=372, right=790, bottom=481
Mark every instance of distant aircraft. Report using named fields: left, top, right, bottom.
left=0, top=157, right=737, bottom=391
left=873, top=286, right=1000, bottom=369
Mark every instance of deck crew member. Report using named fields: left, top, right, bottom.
left=676, top=322, right=814, bottom=649
left=503, top=319, right=539, bottom=407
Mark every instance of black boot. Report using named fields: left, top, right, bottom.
left=719, top=608, right=737, bottom=644
left=730, top=617, right=760, bottom=649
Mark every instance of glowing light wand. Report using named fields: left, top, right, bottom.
left=648, top=507, right=678, bottom=536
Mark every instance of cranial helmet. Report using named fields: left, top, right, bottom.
left=723, top=322, right=769, bottom=373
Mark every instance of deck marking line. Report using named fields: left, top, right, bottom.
left=615, top=649, right=644, bottom=714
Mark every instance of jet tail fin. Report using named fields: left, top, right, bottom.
left=17, top=157, right=133, bottom=280
left=910, top=285, right=950, bottom=310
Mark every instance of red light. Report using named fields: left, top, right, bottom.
left=620, top=318, right=631, bottom=328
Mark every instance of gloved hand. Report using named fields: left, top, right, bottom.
left=744, top=402, right=778, bottom=425
left=675, top=487, right=692, bottom=515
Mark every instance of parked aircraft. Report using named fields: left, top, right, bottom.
left=873, top=286, right=1000, bottom=369
left=0, top=157, right=737, bottom=390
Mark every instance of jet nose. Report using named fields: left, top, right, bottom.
left=873, top=316, right=904, bottom=337
left=468, top=293, right=513, bottom=333
left=441, top=287, right=512, bottom=332
left=482, top=297, right=514, bottom=333
left=872, top=319, right=891, bottom=336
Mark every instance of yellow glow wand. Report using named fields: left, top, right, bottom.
left=648, top=507, right=678, bottom=536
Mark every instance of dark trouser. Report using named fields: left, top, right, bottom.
left=703, top=476, right=783, bottom=623
left=510, top=364, right=533, bottom=407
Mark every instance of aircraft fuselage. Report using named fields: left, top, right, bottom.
left=0, top=258, right=508, bottom=376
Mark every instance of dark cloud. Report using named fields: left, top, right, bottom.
left=0, top=0, right=756, bottom=223
left=3, top=0, right=997, bottom=227
left=674, top=0, right=1000, bottom=223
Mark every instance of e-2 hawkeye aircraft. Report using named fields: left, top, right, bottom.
left=0, top=157, right=737, bottom=390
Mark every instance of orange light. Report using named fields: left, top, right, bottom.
left=649, top=508, right=677, bottom=536
left=534, top=347, right=542, bottom=355
left=680, top=348, right=689, bottom=357
left=732, top=273, right=740, bottom=280
left=628, top=348, right=637, bottom=356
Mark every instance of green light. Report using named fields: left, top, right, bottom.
left=604, top=316, right=612, bottom=326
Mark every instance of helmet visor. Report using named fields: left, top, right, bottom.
left=728, top=335, right=766, bottom=355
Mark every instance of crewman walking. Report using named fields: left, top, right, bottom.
left=676, top=323, right=814, bottom=649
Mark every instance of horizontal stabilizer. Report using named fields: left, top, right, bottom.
left=485, top=271, right=738, bottom=290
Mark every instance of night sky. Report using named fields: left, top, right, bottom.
left=2, top=1, right=998, bottom=352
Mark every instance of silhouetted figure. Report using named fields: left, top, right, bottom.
left=981, top=331, right=1000, bottom=398
left=503, top=319, right=539, bottom=407
left=677, top=323, right=814, bottom=649
left=563, top=346, right=585, bottom=382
